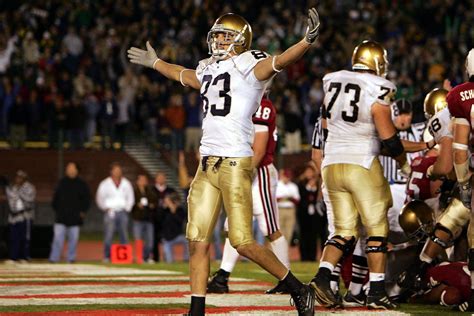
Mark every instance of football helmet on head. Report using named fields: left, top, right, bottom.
left=467, top=48, right=474, bottom=78
left=399, top=200, right=435, bottom=241
left=424, top=88, right=448, bottom=119
left=207, top=13, right=252, bottom=60
left=352, top=40, right=388, bottom=77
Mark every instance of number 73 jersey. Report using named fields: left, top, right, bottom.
left=321, top=70, right=397, bottom=169
left=195, top=50, right=271, bottom=157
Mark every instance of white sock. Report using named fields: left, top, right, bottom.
left=220, top=238, right=239, bottom=273
left=319, top=261, right=335, bottom=272
left=369, top=272, right=385, bottom=282
left=330, top=263, right=341, bottom=293
left=348, top=255, right=369, bottom=295
left=270, top=235, right=290, bottom=269
left=419, top=252, right=433, bottom=264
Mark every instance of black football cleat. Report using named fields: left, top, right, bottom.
left=207, top=269, right=229, bottom=294
left=367, top=292, right=399, bottom=310
left=342, top=290, right=366, bottom=307
left=310, top=274, right=340, bottom=308
left=290, top=284, right=316, bottom=316
left=266, top=280, right=290, bottom=294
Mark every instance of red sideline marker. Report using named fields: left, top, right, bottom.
left=111, top=244, right=133, bottom=264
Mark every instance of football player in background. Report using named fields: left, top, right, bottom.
left=207, top=93, right=291, bottom=294
left=399, top=203, right=471, bottom=306
left=128, top=8, right=320, bottom=316
left=447, top=48, right=474, bottom=312
left=310, top=40, right=406, bottom=310
left=310, top=92, right=433, bottom=308
left=399, top=87, right=472, bottom=294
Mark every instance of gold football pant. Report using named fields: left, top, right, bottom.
left=186, top=156, right=254, bottom=247
left=322, top=159, right=392, bottom=237
left=437, top=198, right=470, bottom=240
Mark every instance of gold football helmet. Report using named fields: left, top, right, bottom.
left=352, top=40, right=388, bottom=77
left=399, top=200, right=435, bottom=241
left=424, top=88, right=448, bottom=119
left=207, top=13, right=252, bottom=60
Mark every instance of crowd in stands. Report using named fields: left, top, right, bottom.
left=0, top=1, right=472, bottom=151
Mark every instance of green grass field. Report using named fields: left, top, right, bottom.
left=0, top=261, right=465, bottom=315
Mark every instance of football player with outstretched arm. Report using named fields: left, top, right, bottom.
left=310, top=40, right=406, bottom=310
left=207, top=93, right=292, bottom=295
left=127, top=8, right=320, bottom=316
left=447, top=48, right=474, bottom=312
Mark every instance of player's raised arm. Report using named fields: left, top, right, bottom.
left=127, top=41, right=201, bottom=90
left=253, top=8, right=320, bottom=81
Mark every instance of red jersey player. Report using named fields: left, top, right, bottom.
left=412, top=262, right=471, bottom=306
left=406, top=153, right=439, bottom=202
left=447, top=48, right=474, bottom=312
left=208, top=94, right=291, bottom=294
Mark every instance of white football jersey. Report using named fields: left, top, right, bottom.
left=322, top=70, right=396, bottom=169
left=427, top=107, right=453, bottom=143
left=195, top=50, right=271, bottom=157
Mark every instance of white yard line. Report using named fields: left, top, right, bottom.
left=0, top=284, right=268, bottom=295
left=0, top=263, right=181, bottom=275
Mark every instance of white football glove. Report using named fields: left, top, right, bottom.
left=304, top=8, right=320, bottom=44
left=127, top=41, right=160, bottom=69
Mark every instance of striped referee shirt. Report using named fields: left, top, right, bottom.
left=379, top=122, right=425, bottom=184
left=311, top=116, right=324, bottom=150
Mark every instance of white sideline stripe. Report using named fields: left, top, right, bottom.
left=0, top=263, right=182, bottom=276
left=0, top=276, right=191, bottom=282
left=0, top=295, right=289, bottom=307
left=0, top=276, right=253, bottom=282
left=0, top=284, right=267, bottom=295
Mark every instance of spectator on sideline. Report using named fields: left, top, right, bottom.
left=276, top=169, right=300, bottom=245
left=161, top=192, right=188, bottom=263
left=131, top=174, right=157, bottom=263
left=96, top=162, right=134, bottom=262
left=151, top=171, right=176, bottom=262
left=297, top=165, right=326, bottom=261
left=49, top=162, right=91, bottom=263
left=5, top=170, right=36, bottom=263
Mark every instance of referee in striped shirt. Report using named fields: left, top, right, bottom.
left=380, top=99, right=426, bottom=185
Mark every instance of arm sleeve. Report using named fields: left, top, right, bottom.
left=447, top=89, right=465, bottom=119
left=95, top=181, right=107, bottom=211
left=239, top=50, right=271, bottom=86
left=195, top=58, right=213, bottom=84
left=253, top=98, right=274, bottom=126
left=311, top=116, right=323, bottom=149
left=372, top=78, right=397, bottom=106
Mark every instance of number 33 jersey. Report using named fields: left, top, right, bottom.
left=195, top=50, right=271, bottom=157
left=321, top=70, right=396, bottom=169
